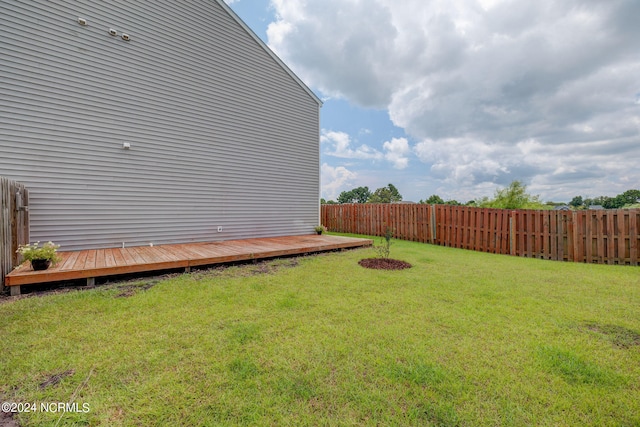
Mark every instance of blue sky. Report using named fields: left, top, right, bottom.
left=225, top=0, right=640, bottom=203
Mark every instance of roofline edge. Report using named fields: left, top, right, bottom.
left=214, top=0, right=323, bottom=107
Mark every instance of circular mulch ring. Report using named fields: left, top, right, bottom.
left=358, top=258, right=412, bottom=270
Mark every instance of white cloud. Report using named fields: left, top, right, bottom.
left=269, top=0, right=640, bottom=201
left=383, top=137, right=410, bottom=169
left=321, top=163, right=357, bottom=200
left=414, top=137, right=512, bottom=187
left=322, top=130, right=413, bottom=170
left=321, top=130, right=383, bottom=161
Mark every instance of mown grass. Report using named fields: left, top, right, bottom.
left=1, top=234, right=639, bottom=426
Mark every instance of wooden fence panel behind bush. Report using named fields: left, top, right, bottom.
left=1, top=177, right=29, bottom=292
left=321, top=204, right=639, bottom=265
left=321, top=203, right=433, bottom=243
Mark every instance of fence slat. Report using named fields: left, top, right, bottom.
left=548, top=212, right=555, bottom=260
left=598, top=210, right=605, bottom=263
left=617, top=211, right=626, bottom=265
left=558, top=212, right=566, bottom=261
left=577, top=212, right=585, bottom=262
left=606, top=212, right=615, bottom=265
left=564, top=213, right=571, bottom=261
left=584, top=211, right=592, bottom=263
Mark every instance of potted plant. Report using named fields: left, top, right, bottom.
left=314, top=225, right=327, bottom=235
left=16, top=241, right=61, bottom=271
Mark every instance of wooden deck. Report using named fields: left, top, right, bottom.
left=5, top=235, right=372, bottom=295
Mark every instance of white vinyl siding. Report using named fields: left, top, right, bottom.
left=0, top=0, right=321, bottom=250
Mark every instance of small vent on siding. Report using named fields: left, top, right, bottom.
left=77, top=18, right=87, bottom=26
left=109, top=28, right=117, bottom=36
left=121, top=34, right=130, bottom=41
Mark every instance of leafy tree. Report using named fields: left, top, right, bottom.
left=621, top=189, right=640, bottom=207
left=321, top=198, right=337, bottom=205
left=337, top=191, right=351, bottom=204
left=589, top=196, right=611, bottom=208
left=369, top=184, right=403, bottom=203
left=473, top=196, right=490, bottom=207
left=602, top=190, right=640, bottom=209
left=479, top=180, right=546, bottom=209
left=569, top=196, right=583, bottom=208
left=387, top=184, right=402, bottom=202
left=604, top=197, right=620, bottom=209
left=337, top=186, right=371, bottom=204
left=352, top=186, right=373, bottom=203
left=578, top=190, right=639, bottom=209
left=420, top=195, right=463, bottom=205
left=421, top=194, right=445, bottom=204
left=337, top=191, right=352, bottom=204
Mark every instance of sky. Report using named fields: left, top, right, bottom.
left=224, top=0, right=640, bottom=203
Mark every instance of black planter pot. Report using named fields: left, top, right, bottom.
left=31, top=259, right=52, bottom=271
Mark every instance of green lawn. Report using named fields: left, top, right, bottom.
left=1, top=234, right=639, bottom=426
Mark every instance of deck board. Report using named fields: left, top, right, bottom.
left=96, top=250, right=106, bottom=269
left=73, top=251, right=89, bottom=271
left=59, top=251, right=79, bottom=271
left=110, top=249, right=126, bottom=267
left=124, top=247, right=146, bottom=264
left=85, top=250, right=97, bottom=269
left=5, top=235, right=372, bottom=287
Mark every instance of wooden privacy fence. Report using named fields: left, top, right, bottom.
left=1, top=177, right=29, bottom=292
left=321, top=204, right=640, bottom=265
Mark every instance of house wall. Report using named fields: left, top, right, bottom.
left=0, top=0, right=321, bottom=250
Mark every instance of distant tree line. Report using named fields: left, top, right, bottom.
left=419, top=181, right=548, bottom=209
left=321, top=184, right=403, bottom=204
left=568, top=190, right=640, bottom=210
left=322, top=181, right=640, bottom=210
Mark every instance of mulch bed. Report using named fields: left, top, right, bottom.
left=358, top=258, right=412, bottom=270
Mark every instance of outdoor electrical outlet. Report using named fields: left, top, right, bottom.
left=218, top=226, right=223, bottom=232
